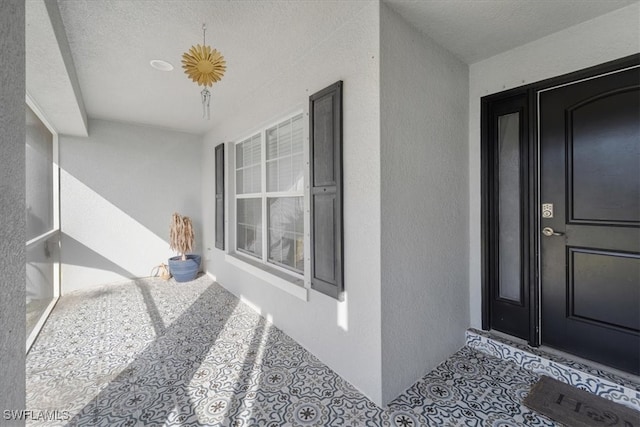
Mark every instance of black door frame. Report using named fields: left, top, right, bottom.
left=481, top=53, right=640, bottom=348
left=482, top=92, right=534, bottom=341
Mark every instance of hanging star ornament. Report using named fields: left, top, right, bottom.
left=181, top=44, right=226, bottom=87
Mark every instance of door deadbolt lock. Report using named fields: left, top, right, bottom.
left=542, top=227, right=564, bottom=237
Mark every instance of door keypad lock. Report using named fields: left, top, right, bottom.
left=542, top=203, right=553, bottom=218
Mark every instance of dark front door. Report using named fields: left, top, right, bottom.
left=539, top=66, right=640, bottom=374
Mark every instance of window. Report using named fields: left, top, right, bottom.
left=234, top=113, right=305, bottom=274
left=25, top=101, right=60, bottom=351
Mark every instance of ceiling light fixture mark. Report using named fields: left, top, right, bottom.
left=150, top=60, right=174, bottom=72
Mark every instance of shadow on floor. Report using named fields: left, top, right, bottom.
left=65, top=278, right=242, bottom=426
left=27, top=276, right=562, bottom=426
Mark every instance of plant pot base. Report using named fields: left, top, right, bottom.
left=168, top=254, right=201, bottom=282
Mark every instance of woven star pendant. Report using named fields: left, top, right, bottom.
left=182, top=44, right=226, bottom=87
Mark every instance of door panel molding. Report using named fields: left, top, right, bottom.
left=567, top=247, right=640, bottom=333
left=566, top=86, right=640, bottom=226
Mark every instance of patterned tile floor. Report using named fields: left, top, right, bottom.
left=26, top=276, right=559, bottom=426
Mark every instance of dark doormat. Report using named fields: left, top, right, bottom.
left=523, top=375, right=640, bottom=427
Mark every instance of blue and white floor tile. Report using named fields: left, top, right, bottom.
left=466, top=329, right=640, bottom=412
left=27, top=276, right=560, bottom=426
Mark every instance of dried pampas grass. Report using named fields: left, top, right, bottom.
left=169, top=212, right=194, bottom=261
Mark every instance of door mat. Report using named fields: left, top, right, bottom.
left=523, top=375, right=640, bottom=427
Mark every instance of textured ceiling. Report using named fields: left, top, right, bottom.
left=52, top=0, right=369, bottom=135
left=385, top=0, right=637, bottom=63
left=26, top=0, right=638, bottom=135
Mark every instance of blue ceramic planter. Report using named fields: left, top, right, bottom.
left=168, top=254, right=201, bottom=282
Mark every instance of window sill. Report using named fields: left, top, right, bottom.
left=225, top=253, right=308, bottom=301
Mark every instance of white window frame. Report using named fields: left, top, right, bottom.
left=25, top=93, right=61, bottom=352
left=235, top=133, right=263, bottom=259
left=233, top=112, right=305, bottom=275
left=225, top=110, right=310, bottom=300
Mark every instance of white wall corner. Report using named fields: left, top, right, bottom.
left=380, top=2, right=470, bottom=405
left=59, top=119, right=203, bottom=293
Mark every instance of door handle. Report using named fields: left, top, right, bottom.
left=542, top=227, right=564, bottom=237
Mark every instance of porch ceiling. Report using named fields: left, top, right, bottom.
left=385, top=0, right=637, bottom=64
left=25, top=0, right=638, bottom=135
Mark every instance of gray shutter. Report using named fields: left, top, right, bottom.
left=215, top=143, right=225, bottom=250
left=309, top=81, right=343, bottom=300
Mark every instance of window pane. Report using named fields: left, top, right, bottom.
left=278, top=158, right=293, bottom=192
left=268, top=197, right=304, bottom=272
left=250, top=165, right=261, bottom=193
left=26, top=106, right=54, bottom=240
left=236, top=170, right=243, bottom=194
left=265, top=114, right=304, bottom=193
left=498, top=112, right=521, bottom=302
left=243, top=140, right=251, bottom=167
left=293, top=153, right=304, bottom=192
left=236, top=134, right=261, bottom=195
left=292, top=114, right=303, bottom=154
left=237, top=198, right=262, bottom=257
left=266, top=127, right=278, bottom=160
left=267, top=160, right=278, bottom=192
left=236, top=143, right=243, bottom=168
left=278, top=120, right=292, bottom=158
left=243, top=169, right=252, bottom=194
left=251, top=134, right=261, bottom=164
left=27, top=232, right=58, bottom=337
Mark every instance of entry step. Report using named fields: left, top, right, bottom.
left=466, top=328, right=640, bottom=412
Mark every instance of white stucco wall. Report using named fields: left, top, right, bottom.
left=201, top=1, right=383, bottom=405
left=468, top=3, right=640, bottom=328
left=380, top=3, right=470, bottom=404
left=59, top=119, right=203, bottom=293
left=0, top=0, right=26, bottom=421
